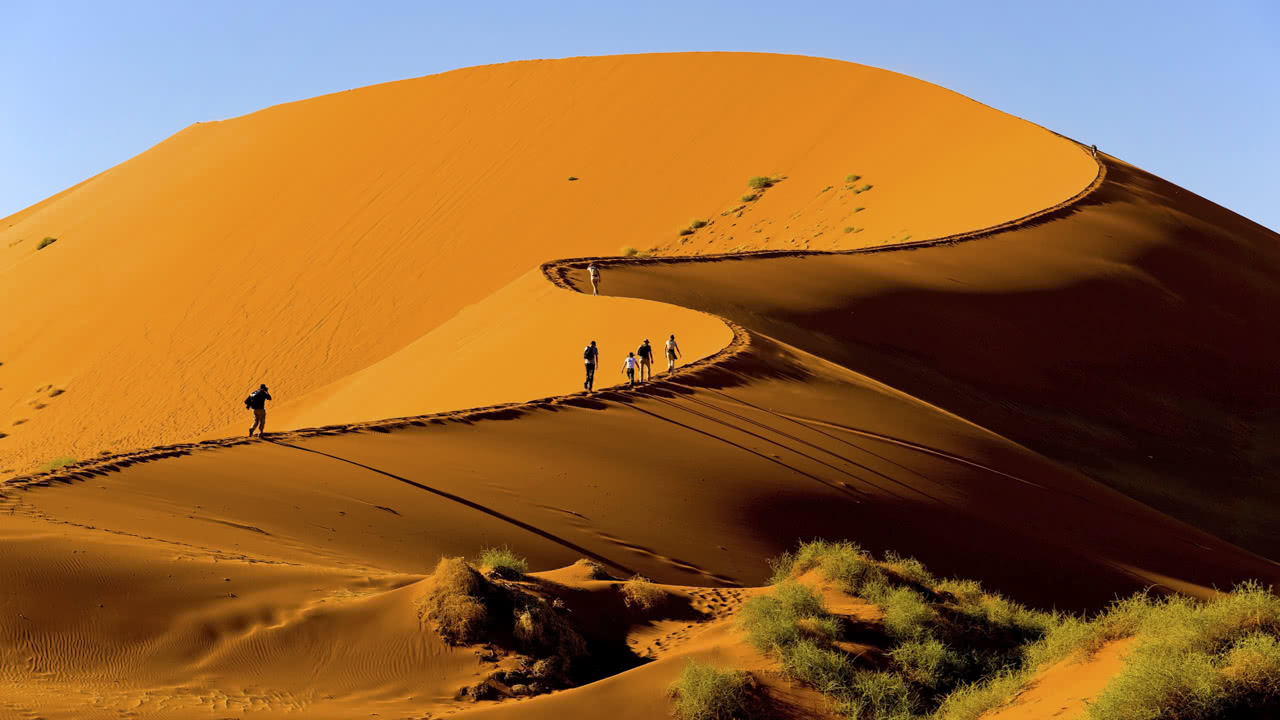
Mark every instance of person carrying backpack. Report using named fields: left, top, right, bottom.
left=583, top=341, right=599, bottom=392
left=636, top=339, right=654, bottom=382
left=245, top=383, right=272, bottom=437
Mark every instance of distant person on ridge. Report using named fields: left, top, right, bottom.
left=636, top=338, right=654, bottom=382
left=587, top=263, right=601, bottom=296
left=245, top=384, right=272, bottom=437
left=622, top=352, right=638, bottom=387
left=583, top=340, right=599, bottom=391
left=665, top=334, right=682, bottom=372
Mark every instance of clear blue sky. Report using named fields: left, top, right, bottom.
left=3, top=1, right=1277, bottom=230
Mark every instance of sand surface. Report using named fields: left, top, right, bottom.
left=2, top=53, right=1276, bottom=718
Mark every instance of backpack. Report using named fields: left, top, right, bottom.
left=583, top=346, right=594, bottom=361
left=637, top=343, right=651, bottom=358
left=244, top=393, right=254, bottom=409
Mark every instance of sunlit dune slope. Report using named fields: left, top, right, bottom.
left=573, top=156, right=1280, bottom=560
left=0, top=52, right=1094, bottom=475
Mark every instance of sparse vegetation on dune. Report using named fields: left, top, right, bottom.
left=740, top=193, right=758, bottom=202
left=622, top=575, right=665, bottom=610
left=40, top=457, right=76, bottom=471
left=845, top=174, right=861, bottom=183
left=750, top=540, right=1280, bottom=719
left=621, top=245, right=639, bottom=257
left=669, top=660, right=758, bottom=720
left=690, top=219, right=707, bottom=229
left=747, top=176, right=774, bottom=189
left=419, top=551, right=598, bottom=702
left=37, top=236, right=57, bottom=250
left=477, top=545, right=529, bottom=577
left=418, top=557, right=491, bottom=645
left=567, top=176, right=578, bottom=181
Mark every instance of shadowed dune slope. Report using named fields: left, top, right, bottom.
left=568, top=155, right=1280, bottom=560
left=0, top=52, right=1094, bottom=475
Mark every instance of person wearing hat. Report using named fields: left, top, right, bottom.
left=245, top=383, right=273, bottom=437
left=636, top=338, right=654, bottom=382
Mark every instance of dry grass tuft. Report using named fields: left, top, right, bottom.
left=418, top=557, right=490, bottom=644
left=622, top=575, right=665, bottom=610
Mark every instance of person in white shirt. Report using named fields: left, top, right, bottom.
left=665, top=334, right=682, bottom=372
left=621, top=352, right=638, bottom=386
left=587, top=263, right=601, bottom=296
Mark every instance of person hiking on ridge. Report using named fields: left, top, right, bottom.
left=622, top=352, right=638, bottom=387
left=587, top=263, right=601, bottom=296
left=583, top=340, right=599, bottom=392
left=636, top=338, right=654, bottom=382
left=665, top=334, right=682, bottom=372
left=245, top=384, right=272, bottom=437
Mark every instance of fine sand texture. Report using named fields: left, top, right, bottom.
left=2, top=53, right=1277, bottom=719
left=0, top=52, right=1094, bottom=476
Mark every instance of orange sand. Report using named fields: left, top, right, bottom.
left=0, top=52, right=1093, bottom=475
left=1, top=53, right=1275, bottom=719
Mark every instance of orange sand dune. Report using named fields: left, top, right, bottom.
left=570, top=155, right=1280, bottom=560
left=0, top=52, right=1093, bottom=475
left=1, top=52, right=1275, bottom=720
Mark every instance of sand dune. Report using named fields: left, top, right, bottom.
left=0, top=52, right=1093, bottom=476
left=1, top=52, right=1275, bottom=718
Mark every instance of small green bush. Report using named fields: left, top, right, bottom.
left=747, top=176, right=773, bottom=189
left=567, top=176, right=578, bottom=181
left=858, top=184, right=874, bottom=193
left=37, top=236, right=57, bottom=250
left=845, top=174, right=861, bottom=183
left=843, top=227, right=855, bottom=233
left=855, top=206, right=866, bottom=212
left=678, top=227, right=694, bottom=236
left=669, top=660, right=756, bottom=720
left=741, top=193, right=758, bottom=202
left=41, top=456, right=76, bottom=471
left=477, top=545, right=528, bottom=576
left=822, top=185, right=833, bottom=192
left=621, top=246, right=638, bottom=257
left=690, top=219, right=707, bottom=229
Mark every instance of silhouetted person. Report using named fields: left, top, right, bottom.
left=583, top=340, right=599, bottom=391
left=622, top=352, right=638, bottom=386
left=588, top=263, right=601, bottom=296
left=665, top=334, right=682, bottom=372
left=1091, top=144, right=1098, bottom=159
left=245, top=384, right=272, bottom=437
left=636, top=338, right=654, bottom=382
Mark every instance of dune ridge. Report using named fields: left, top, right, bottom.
left=4, top=53, right=1277, bottom=720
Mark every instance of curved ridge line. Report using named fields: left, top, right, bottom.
left=3, top=144, right=1105, bottom=490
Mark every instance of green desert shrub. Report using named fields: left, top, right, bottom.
left=690, top=218, right=707, bottom=229
left=747, top=176, right=773, bottom=189
left=845, top=174, right=861, bottom=183
left=567, top=176, right=578, bottom=181
left=41, top=456, right=76, bottom=471
left=1086, top=581, right=1280, bottom=719
left=844, top=226, right=855, bottom=233
left=669, top=660, right=757, bottom=720
left=37, top=236, right=57, bottom=250
left=678, top=227, right=695, bottom=236
left=477, top=545, right=528, bottom=577
left=855, top=206, right=866, bottom=212
left=742, top=580, right=837, bottom=652
left=740, top=193, right=758, bottom=202
left=621, top=245, right=638, bottom=257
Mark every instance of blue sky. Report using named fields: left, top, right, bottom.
left=2, top=1, right=1277, bottom=230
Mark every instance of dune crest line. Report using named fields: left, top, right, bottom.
left=2, top=142, right=1103, bottom=491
